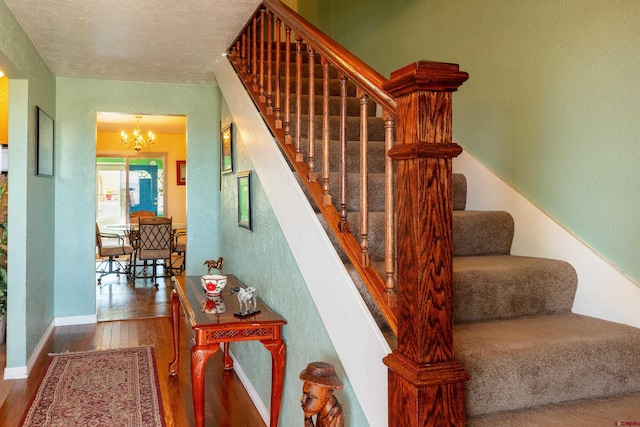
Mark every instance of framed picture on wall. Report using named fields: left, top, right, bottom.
left=36, top=106, right=54, bottom=177
left=237, top=170, right=251, bottom=231
left=176, top=160, right=186, bottom=185
left=221, top=123, right=233, bottom=175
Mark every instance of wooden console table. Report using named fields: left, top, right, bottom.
left=169, top=275, right=287, bottom=427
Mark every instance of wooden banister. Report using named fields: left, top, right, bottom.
left=227, top=4, right=469, bottom=425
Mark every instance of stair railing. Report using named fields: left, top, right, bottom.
left=229, top=0, right=399, bottom=330
left=228, top=1, right=469, bottom=424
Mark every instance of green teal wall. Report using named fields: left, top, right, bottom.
left=55, top=78, right=220, bottom=319
left=298, top=0, right=640, bottom=286
left=0, top=0, right=57, bottom=368
left=219, top=101, right=368, bottom=425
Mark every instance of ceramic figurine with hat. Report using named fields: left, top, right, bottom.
left=300, top=361, right=344, bottom=427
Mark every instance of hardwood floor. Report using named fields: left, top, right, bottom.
left=0, top=268, right=267, bottom=427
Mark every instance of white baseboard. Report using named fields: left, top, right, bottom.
left=3, top=318, right=56, bottom=380
left=54, top=314, right=97, bottom=326
left=226, top=346, right=269, bottom=424
left=4, top=315, right=97, bottom=379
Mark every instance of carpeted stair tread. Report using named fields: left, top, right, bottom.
left=455, top=313, right=640, bottom=416
left=467, top=390, right=640, bottom=426
left=453, top=210, right=514, bottom=256
left=453, top=255, right=578, bottom=323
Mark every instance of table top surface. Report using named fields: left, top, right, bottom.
left=175, top=275, right=286, bottom=329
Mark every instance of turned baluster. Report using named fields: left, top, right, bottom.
left=321, top=57, right=332, bottom=206
left=252, top=15, right=258, bottom=92
left=359, top=90, right=370, bottom=266
left=338, top=73, right=350, bottom=232
left=266, top=11, right=273, bottom=114
left=284, top=27, right=292, bottom=144
left=307, top=46, right=317, bottom=181
left=294, top=37, right=303, bottom=162
left=245, top=26, right=251, bottom=81
left=241, top=33, right=247, bottom=75
left=258, top=9, right=266, bottom=102
left=384, top=111, right=397, bottom=299
left=231, top=42, right=239, bottom=66
left=274, top=18, right=282, bottom=128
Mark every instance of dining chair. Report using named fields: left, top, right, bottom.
left=134, top=216, right=173, bottom=287
left=170, top=229, right=186, bottom=274
left=95, top=223, right=134, bottom=285
left=127, top=211, right=155, bottom=270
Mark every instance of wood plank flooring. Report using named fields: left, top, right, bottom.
left=0, top=270, right=267, bottom=427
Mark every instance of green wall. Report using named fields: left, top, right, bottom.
left=297, top=0, right=640, bottom=287
left=0, top=0, right=57, bottom=369
left=219, top=101, right=368, bottom=425
left=54, top=78, right=221, bottom=321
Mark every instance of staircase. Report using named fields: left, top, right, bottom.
left=291, top=61, right=640, bottom=425
left=228, top=2, right=640, bottom=424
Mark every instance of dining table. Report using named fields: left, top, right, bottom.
left=103, top=222, right=186, bottom=279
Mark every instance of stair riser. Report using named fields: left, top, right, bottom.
left=279, top=93, right=376, bottom=117
left=453, top=211, right=514, bottom=256
left=297, top=139, right=387, bottom=174
left=453, top=256, right=578, bottom=323
left=291, top=114, right=386, bottom=142
left=276, top=76, right=358, bottom=97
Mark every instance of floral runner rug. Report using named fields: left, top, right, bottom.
left=20, top=346, right=165, bottom=426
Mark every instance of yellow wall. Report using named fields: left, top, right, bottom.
left=0, top=76, right=7, bottom=144
left=96, top=130, right=187, bottom=223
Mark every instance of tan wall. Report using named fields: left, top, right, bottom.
left=96, top=130, right=187, bottom=223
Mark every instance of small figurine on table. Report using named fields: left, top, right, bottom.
left=204, top=257, right=224, bottom=274
left=229, top=286, right=260, bottom=317
left=300, top=361, right=344, bottom=427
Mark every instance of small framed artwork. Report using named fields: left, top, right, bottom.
left=176, top=160, right=186, bottom=185
left=36, top=106, right=54, bottom=177
left=237, top=170, right=252, bottom=231
left=221, top=123, right=233, bottom=175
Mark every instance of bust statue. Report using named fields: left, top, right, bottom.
left=300, top=361, right=344, bottom=427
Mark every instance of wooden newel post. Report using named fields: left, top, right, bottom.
left=382, top=61, right=470, bottom=426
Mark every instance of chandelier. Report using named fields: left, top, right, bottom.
left=121, top=115, right=156, bottom=152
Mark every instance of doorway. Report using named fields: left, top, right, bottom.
left=95, top=113, right=186, bottom=322
left=96, top=156, right=166, bottom=227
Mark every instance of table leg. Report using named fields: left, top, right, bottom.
left=261, top=338, right=286, bottom=427
left=223, top=343, right=234, bottom=370
left=169, top=289, right=180, bottom=376
left=192, top=343, right=220, bottom=427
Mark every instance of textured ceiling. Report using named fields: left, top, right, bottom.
left=4, top=0, right=261, bottom=85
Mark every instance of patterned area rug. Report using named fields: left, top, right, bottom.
left=20, top=346, right=165, bottom=427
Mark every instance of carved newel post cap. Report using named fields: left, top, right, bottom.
left=383, top=60, right=469, bottom=96
left=300, top=362, right=344, bottom=389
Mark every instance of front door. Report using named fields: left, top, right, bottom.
left=129, top=165, right=158, bottom=215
